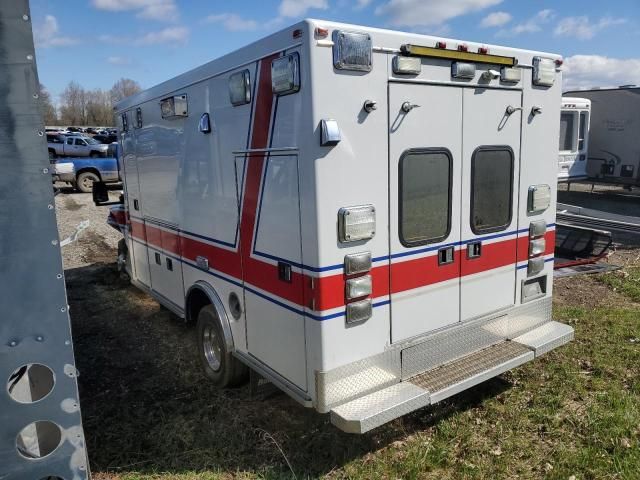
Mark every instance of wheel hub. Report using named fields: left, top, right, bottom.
left=202, top=326, right=222, bottom=371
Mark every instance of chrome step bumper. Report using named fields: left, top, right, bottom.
left=330, top=321, right=573, bottom=434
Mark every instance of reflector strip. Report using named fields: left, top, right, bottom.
left=401, top=44, right=516, bottom=67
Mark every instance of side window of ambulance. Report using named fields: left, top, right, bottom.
left=470, top=147, right=513, bottom=234
left=399, top=149, right=452, bottom=246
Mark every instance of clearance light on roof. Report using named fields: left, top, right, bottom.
left=457, top=44, right=468, bottom=52
left=500, top=67, right=522, bottom=83
left=333, top=30, right=372, bottom=72
left=400, top=44, right=516, bottom=66
left=452, top=62, right=475, bottom=79
left=478, top=46, right=489, bottom=54
left=532, top=56, right=556, bottom=87
left=393, top=56, right=421, bottom=75
left=272, top=53, right=300, bottom=95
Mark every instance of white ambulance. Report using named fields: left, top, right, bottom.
left=107, top=19, right=573, bottom=433
left=558, top=97, right=590, bottom=182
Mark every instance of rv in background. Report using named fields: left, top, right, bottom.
left=564, top=86, right=640, bottom=187
left=558, top=97, right=590, bottom=182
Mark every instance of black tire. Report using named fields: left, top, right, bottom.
left=76, top=171, right=100, bottom=193
left=48, top=149, right=56, bottom=160
left=197, top=305, right=247, bottom=387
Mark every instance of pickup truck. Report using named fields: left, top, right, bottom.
left=51, top=146, right=120, bottom=193
left=47, top=134, right=109, bottom=160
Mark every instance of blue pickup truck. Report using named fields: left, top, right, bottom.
left=51, top=145, right=121, bottom=193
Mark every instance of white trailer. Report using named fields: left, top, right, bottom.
left=565, top=86, right=640, bottom=187
left=558, top=97, right=590, bottom=182
left=106, top=19, right=573, bottom=433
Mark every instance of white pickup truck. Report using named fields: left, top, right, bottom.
left=47, top=134, right=109, bottom=159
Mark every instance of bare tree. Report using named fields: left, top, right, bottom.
left=86, top=88, right=114, bottom=126
left=59, top=81, right=87, bottom=126
left=38, top=83, right=58, bottom=125
left=110, top=78, right=141, bottom=104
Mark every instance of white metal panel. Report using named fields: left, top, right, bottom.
left=460, top=87, right=521, bottom=320
left=238, top=154, right=307, bottom=389
left=388, top=83, right=462, bottom=342
left=120, top=131, right=151, bottom=287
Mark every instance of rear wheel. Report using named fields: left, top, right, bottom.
left=76, top=171, right=100, bottom=193
left=197, top=305, right=247, bottom=387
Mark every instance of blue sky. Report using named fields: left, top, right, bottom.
left=32, top=0, right=640, bottom=103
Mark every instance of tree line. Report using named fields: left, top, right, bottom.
left=39, top=78, right=142, bottom=127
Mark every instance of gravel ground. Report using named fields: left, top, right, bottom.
left=55, top=186, right=122, bottom=268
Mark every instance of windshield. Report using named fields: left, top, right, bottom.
left=84, top=137, right=101, bottom=145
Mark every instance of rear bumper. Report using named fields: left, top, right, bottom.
left=330, top=321, right=572, bottom=433
left=314, top=297, right=574, bottom=433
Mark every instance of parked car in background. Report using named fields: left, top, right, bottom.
left=50, top=155, right=120, bottom=193
left=66, top=126, right=83, bottom=133
left=92, top=134, right=118, bottom=144
left=47, top=134, right=109, bottom=159
left=85, top=127, right=99, bottom=135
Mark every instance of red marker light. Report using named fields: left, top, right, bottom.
left=478, top=46, right=489, bottom=54
left=315, top=27, right=329, bottom=38
left=555, top=58, right=564, bottom=67
left=435, top=41, right=446, bottom=49
left=293, top=29, right=303, bottom=39
left=457, top=44, right=468, bottom=52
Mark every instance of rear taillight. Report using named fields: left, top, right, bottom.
left=527, top=220, right=547, bottom=275
left=344, top=252, right=372, bottom=324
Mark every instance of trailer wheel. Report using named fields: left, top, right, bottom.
left=197, top=305, right=247, bottom=387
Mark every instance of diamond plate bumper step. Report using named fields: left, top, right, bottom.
left=330, top=321, right=573, bottom=434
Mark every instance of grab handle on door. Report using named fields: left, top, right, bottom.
left=467, top=241, right=482, bottom=259
left=438, top=246, right=455, bottom=265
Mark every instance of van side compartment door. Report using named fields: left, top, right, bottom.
left=234, top=153, right=307, bottom=390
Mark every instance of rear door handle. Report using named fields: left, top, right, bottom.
left=467, top=241, right=482, bottom=259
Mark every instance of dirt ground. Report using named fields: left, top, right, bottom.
left=57, top=186, right=640, bottom=479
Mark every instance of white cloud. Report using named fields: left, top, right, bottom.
left=137, top=26, right=189, bottom=45
left=91, top=0, right=178, bottom=21
left=375, top=0, right=502, bottom=27
left=107, top=56, right=132, bottom=65
left=34, top=15, right=79, bottom=48
left=279, top=0, right=328, bottom=18
left=204, top=13, right=258, bottom=31
left=356, top=0, right=373, bottom=9
left=480, top=11, right=511, bottom=28
left=563, top=55, right=640, bottom=90
left=554, top=16, right=626, bottom=40
left=497, top=9, right=553, bottom=36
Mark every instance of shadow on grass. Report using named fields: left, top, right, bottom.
left=67, top=263, right=512, bottom=478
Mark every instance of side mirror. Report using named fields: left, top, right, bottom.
left=92, top=181, right=109, bottom=205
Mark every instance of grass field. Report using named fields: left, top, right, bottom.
left=71, top=254, right=639, bottom=480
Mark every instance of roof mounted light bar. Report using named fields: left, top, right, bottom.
left=400, top=44, right=517, bottom=67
